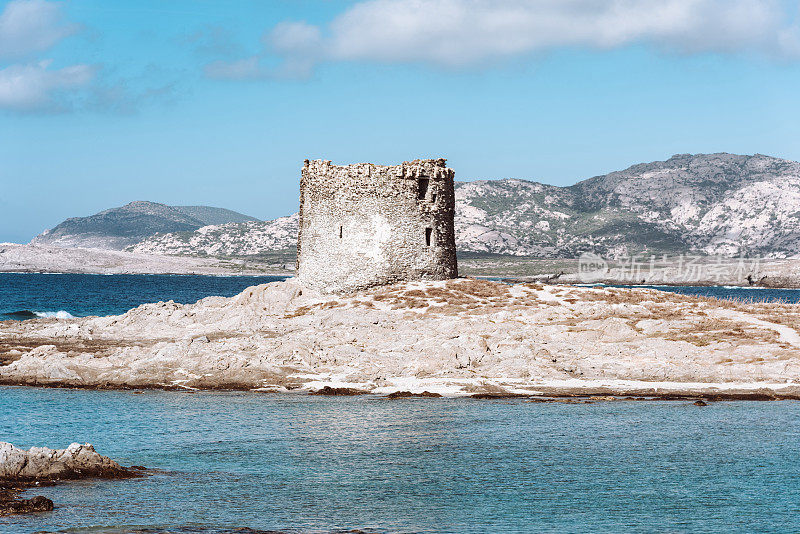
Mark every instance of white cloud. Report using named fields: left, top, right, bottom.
left=204, top=56, right=265, bottom=80
left=269, top=21, right=323, bottom=56
left=0, top=60, right=95, bottom=110
left=0, top=0, right=79, bottom=59
left=257, top=0, right=800, bottom=71
left=0, top=1, right=176, bottom=113
left=205, top=29, right=318, bottom=81
left=0, top=0, right=90, bottom=111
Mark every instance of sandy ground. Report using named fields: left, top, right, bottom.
left=0, top=244, right=291, bottom=276
left=1, top=278, right=799, bottom=399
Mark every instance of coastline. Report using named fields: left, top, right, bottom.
left=3, top=381, right=797, bottom=401
left=2, top=278, right=799, bottom=399
left=459, top=255, right=800, bottom=289
left=506, top=275, right=800, bottom=290
left=5, top=244, right=800, bottom=287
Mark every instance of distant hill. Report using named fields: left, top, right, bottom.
left=130, top=153, right=800, bottom=258
left=32, top=201, right=259, bottom=250
left=171, top=206, right=259, bottom=226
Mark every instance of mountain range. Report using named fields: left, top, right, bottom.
left=33, top=153, right=800, bottom=258
left=454, top=152, right=800, bottom=257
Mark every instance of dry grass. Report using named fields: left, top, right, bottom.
left=660, top=317, right=782, bottom=347
left=446, top=278, right=511, bottom=298
left=390, top=297, right=428, bottom=310
left=575, top=288, right=697, bottom=305
left=361, top=278, right=514, bottom=313
left=425, top=286, right=478, bottom=305
left=423, top=303, right=466, bottom=316
left=754, top=304, right=800, bottom=331
left=368, top=289, right=431, bottom=310
left=371, top=291, right=398, bottom=302
left=284, top=300, right=343, bottom=318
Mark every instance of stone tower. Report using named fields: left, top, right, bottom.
left=296, top=158, right=458, bottom=293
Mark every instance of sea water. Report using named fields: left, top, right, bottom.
left=1, top=273, right=799, bottom=321
left=2, top=274, right=800, bottom=532
left=613, top=284, right=800, bottom=303
left=1, top=388, right=799, bottom=533
left=0, top=273, right=288, bottom=320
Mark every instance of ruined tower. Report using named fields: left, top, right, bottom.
left=296, top=158, right=458, bottom=293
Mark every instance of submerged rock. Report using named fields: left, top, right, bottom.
left=470, top=392, right=530, bottom=399
left=385, top=391, right=443, bottom=399
left=1, top=493, right=53, bottom=515
left=310, top=386, right=368, bottom=396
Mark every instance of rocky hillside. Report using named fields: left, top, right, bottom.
left=130, top=214, right=299, bottom=257
left=457, top=153, right=800, bottom=257
left=130, top=153, right=800, bottom=258
left=33, top=201, right=259, bottom=250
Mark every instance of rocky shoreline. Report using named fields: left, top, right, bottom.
left=1, top=278, right=799, bottom=398
left=2, top=384, right=798, bottom=402
left=0, top=442, right=142, bottom=516
left=467, top=256, right=800, bottom=289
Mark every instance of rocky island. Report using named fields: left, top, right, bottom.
left=1, top=277, right=798, bottom=399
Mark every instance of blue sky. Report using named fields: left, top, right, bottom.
left=1, top=0, right=799, bottom=243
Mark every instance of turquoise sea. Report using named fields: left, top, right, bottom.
left=1, top=274, right=800, bottom=532
left=2, top=388, right=799, bottom=533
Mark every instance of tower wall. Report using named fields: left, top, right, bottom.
left=296, top=158, right=458, bottom=293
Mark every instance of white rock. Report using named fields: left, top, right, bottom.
left=0, top=442, right=126, bottom=480
left=1, top=278, right=799, bottom=397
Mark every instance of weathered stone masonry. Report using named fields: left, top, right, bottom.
left=296, top=158, right=458, bottom=293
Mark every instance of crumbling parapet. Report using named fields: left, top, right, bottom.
left=296, top=158, right=458, bottom=293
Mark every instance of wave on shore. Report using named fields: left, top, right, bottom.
left=1, top=310, right=75, bottom=320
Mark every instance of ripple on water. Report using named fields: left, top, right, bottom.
left=1, top=389, right=799, bottom=533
